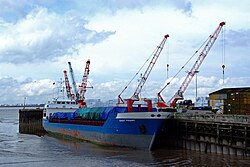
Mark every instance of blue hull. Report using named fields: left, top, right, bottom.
left=43, top=107, right=173, bottom=149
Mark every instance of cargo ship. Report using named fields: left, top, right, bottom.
left=43, top=102, right=175, bottom=150
left=43, top=35, right=175, bottom=150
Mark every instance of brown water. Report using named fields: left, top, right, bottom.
left=0, top=108, right=249, bottom=167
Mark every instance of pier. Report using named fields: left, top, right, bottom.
left=168, top=113, right=250, bottom=156
left=19, top=108, right=46, bottom=136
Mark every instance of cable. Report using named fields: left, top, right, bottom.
left=118, top=46, right=157, bottom=96
left=165, top=40, right=170, bottom=79
left=221, top=26, right=226, bottom=84
left=159, top=35, right=210, bottom=94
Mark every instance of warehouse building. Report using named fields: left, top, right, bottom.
left=209, top=87, right=250, bottom=114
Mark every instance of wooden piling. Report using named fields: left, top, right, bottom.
left=19, top=108, right=47, bottom=136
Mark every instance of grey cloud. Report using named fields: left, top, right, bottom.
left=86, top=30, right=116, bottom=44
left=75, top=0, right=193, bottom=16
left=0, top=0, right=28, bottom=22
left=0, top=8, right=115, bottom=64
left=0, top=77, right=20, bottom=104
left=181, top=1, right=192, bottom=16
left=0, top=76, right=54, bottom=104
left=0, top=76, right=19, bottom=89
left=226, top=29, right=250, bottom=47
left=0, top=0, right=193, bottom=22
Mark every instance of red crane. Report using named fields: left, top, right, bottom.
left=118, top=34, right=169, bottom=104
left=78, top=59, right=91, bottom=108
left=117, top=35, right=169, bottom=111
left=157, top=22, right=225, bottom=108
left=132, top=34, right=170, bottom=100
left=63, top=70, right=74, bottom=100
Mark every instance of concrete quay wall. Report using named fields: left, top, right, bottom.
left=172, top=113, right=250, bottom=156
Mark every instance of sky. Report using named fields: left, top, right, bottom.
left=0, top=0, right=250, bottom=105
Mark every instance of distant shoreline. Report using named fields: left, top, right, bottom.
left=0, top=104, right=44, bottom=108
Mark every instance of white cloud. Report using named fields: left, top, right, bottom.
left=0, top=1, right=250, bottom=104
left=0, top=7, right=115, bottom=64
left=20, top=79, right=54, bottom=96
left=87, top=75, right=250, bottom=104
left=0, top=73, right=249, bottom=105
left=80, top=6, right=199, bottom=79
left=0, top=76, right=55, bottom=104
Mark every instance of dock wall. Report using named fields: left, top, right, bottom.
left=19, top=108, right=46, bottom=136
left=171, top=113, right=250, bottom=156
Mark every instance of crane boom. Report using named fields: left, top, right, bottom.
left=131, top=34, right=169, bottom=100
left=168, top=22, right=225, bottom=107
left=79, top=59, right=91, bottom=108
left=68, top=62, right=79, bottom=100
left=63, top=70, right=73, bottom=100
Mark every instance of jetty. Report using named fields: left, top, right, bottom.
left=19, top=108, right=46, bottom=136
left=167, top=113, right=250, bottom=156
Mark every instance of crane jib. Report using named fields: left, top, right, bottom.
left=167, top=22, right=226, bottom=107
left=132, top=35, right=170, bottom=99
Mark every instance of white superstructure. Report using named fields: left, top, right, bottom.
left=43, top=98, right=79, bottom=118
